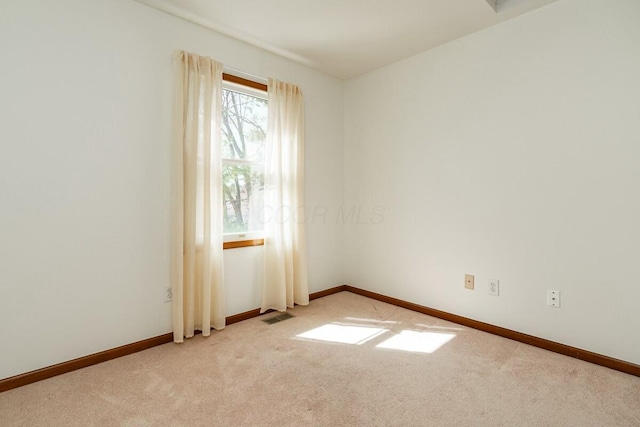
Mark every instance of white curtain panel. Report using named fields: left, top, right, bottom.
left=171, top=51, right=225, bottom=342
left=261, top=78, right=309, bottom=313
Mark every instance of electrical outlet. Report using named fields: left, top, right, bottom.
left=547, top=290, right=560, bottom=308
left=465, top=274, right=475, bottom=290
left=488, top=278, right=499, bottom=296
left=164, top=286, right=173, bottom=303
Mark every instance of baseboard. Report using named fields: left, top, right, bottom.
left=0, top=285, right=348, bottom=393
left=310, top=284, right=347, bottom=300
left=10, top=283, right=627, bottom=393
left=344, top=285, right=640, bottom=377
left=0, top=333, right=174, bottom=393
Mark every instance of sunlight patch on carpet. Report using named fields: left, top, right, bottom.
left=295, top=324, right=388, bottom=345
left=376, top=330, right=455, bottom=354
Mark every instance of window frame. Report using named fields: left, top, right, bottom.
left=221, top=73, right=268, bottom=250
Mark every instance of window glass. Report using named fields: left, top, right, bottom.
left=222, top=162, right=264, bottom=233
left=221, top=87, right=267, bottom=235
left=221, top=90, right=267, bottom=162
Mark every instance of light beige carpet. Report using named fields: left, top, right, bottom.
left=1, top=291, right=639, bottom=426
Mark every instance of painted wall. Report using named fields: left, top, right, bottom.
left=0, top=0, right=344, bottom=379
left=2, top=0, right=638, bottom=380
left=344, top=0, right=640, bottom=364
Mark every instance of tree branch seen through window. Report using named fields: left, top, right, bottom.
left=221, top=87, right=267, bottom=235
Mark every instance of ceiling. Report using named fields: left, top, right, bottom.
left=136, top=0, right=559, bottom=79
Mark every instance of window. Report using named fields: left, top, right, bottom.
left=221, top=74, right=268, bottom=245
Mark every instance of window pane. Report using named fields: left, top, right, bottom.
left=222, top=162, right=264, bottom=233
left=222, top=89, right=267, bottom=162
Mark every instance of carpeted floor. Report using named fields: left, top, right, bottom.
left=1, top=291, right=639, bottom=426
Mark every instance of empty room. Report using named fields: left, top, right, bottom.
left=1, top=0, right=639, bottom=425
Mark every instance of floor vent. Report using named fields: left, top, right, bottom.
left=262, top=312, right=294, bottom=324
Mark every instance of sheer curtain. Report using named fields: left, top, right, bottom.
left=171, top=51, right=225, bottom=342
left=261, top=78, right=309, bottom=313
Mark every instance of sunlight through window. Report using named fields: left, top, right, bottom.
left=376, top=330, right=455, bottom=354
left=296, top=324, right=388, bottom=345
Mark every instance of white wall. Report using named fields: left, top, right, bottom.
left=0, top=0, right=344, bottom=379
left=344, top=0, right=640, bottom=365
left=3, top=0, right=637, bottom=381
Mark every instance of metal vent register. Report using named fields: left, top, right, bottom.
left=262, top=312, right=294, bottom=325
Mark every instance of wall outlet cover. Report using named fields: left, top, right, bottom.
left=488, top=278, right=499, bottom=296
left=164, top=286, right=173, bottom=303
left=547, top=290, right=560, bottom=308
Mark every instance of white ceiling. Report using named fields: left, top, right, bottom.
left=136, top=0, right=559, bottom=79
